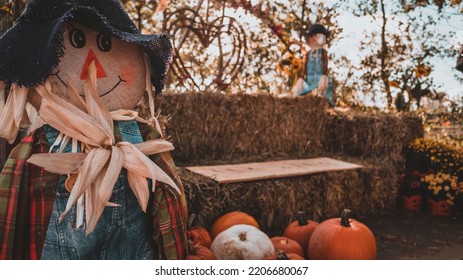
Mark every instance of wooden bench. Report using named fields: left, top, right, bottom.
left=186, top=157, right=363, bottom=184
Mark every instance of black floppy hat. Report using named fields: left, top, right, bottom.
left=306, top=24, right=329, bottom=38
left=0, top=0, right=172, bottom=93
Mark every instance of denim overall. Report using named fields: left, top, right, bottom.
left=298, top=48, right=333, bottom=107
left=40, top=120, right=155, bottom=260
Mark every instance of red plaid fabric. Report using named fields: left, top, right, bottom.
left=141, top=123, right=188, bottom=260
left=0, top=129, right=58, bottom=259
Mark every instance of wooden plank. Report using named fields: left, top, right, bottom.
left=186, top=157, right=363, bottom=184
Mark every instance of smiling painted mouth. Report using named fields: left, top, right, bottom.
left=52, top=70, right=126, bottom=97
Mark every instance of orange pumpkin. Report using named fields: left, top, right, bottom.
left=427, top=198, right=452, bottom=217
left=308, top=209, right=376, bottom=260
left=187, top=213, right=213, bottom=248
left=188, top=226, right=212, bottom=248
left=266, top=250, right=305, bottom=260
left=270, top=236, right=304, bottom=257
left=283, top=211, right=318, bottom=257
left=403, top=194, right=422, bottom=212
left=210, top=211, right=259, bottom=240
left=187, top=241, right=216, bottom=260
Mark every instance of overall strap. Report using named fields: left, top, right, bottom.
left=116, top=120, right=143, bottom=144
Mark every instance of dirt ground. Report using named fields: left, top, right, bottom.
left=363, top=208, right=463, bottom=260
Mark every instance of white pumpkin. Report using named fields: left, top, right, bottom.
left=211, top=224, right=274, bottom=260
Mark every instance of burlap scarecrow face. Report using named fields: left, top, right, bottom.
left=0, top=0, right=173, bottom=143
left=50, top=21, right=146, bottom=111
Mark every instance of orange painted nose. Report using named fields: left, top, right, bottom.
left=80, top=49, right=107, bottom=80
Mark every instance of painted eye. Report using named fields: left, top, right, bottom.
left=97, top=33, right=112, bottom=52
left=69, top=28, right=86, bottom=48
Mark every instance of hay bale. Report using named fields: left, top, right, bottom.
left=323, top=111, right=420, bottom=167
left=156, top=92, right=329, bottom=166
left=156, top=93, right=423, bottom=167
left=180, top=158, right=398, bottom=235
left=401, top=112, right=424, bottom=144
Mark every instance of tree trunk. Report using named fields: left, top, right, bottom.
left=380, top=0, right=392, bottom=109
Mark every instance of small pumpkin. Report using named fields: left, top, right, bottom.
left=188, top=226, right=212, bottom=248
left=210, top=211, right=259, bottom=240
left=403, top=194, right=422, bottom=212
left=270, top=236, right=304, bottom=257
left=427, top=198, right=452, bottom=217
left=308, top=209, right=376, bottom=260
left=187, top=241, right=216, bottom=260
left=187, top=214, right=212, bottom=248
left=266, top=250, right=305, bottom=260
left=283, top=211, right=318, bottom=256
left=211, top=224, right=274, bottom=260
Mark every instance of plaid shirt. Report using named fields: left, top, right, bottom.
left=0, top=123, right=188, bottom=260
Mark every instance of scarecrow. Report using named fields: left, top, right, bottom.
left=0, top=0, right=188, bottom=260
left=297, top=24, right=334, bottom=107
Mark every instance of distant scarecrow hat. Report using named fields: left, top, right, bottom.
left=306, top=24, right=329, bottom=38
left=0, top=0, right=172, bottom=93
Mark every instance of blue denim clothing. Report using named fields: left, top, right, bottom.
left=40, top=121, right=155, bottom=260
left=298, top=48, right=333, bottom=107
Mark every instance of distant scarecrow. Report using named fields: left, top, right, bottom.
left=0, top=0, right=188, bottom=260
left=297, top=24, right=334, bottom=107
